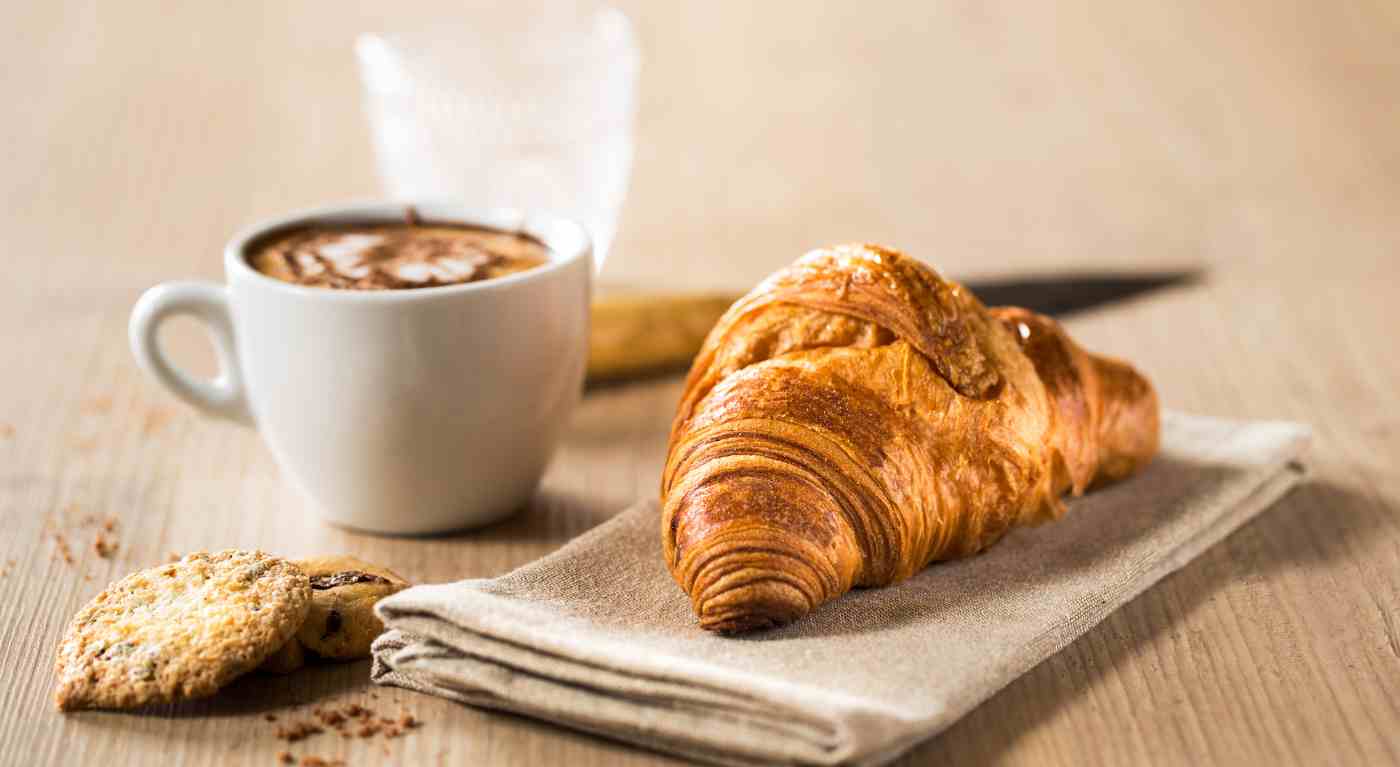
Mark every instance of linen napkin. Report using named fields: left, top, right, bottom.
left=371, top=412, right=1310, bottom=766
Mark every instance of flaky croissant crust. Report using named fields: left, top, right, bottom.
left=661, top=244, right=1159, bottom=633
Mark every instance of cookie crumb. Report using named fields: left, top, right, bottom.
left=50, top=533, right=75, bottom=565
left=274, top=720, right=325, bottom=742
left=265, top=714, right=278, bottom=722
left=142, top=407, right=175, bottom=436
left=169, top=552, right=182, bottom=563
left=315, top=709, right=346, bottom=727
left=276, top=752, right=294, bottom=765
left=94, top=534, right=118, bottom=558
left=273, top=702, right=421, bottom=748
left=298, top=757, right=345, bottom=767
left=84, top=396, right=114, bottom=414
left=0, top=423, right=13, bottom=438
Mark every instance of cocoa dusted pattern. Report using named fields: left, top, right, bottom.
left=661, top=244, right=1160, bottom=633
left=248, top=219, right=547, bottom=291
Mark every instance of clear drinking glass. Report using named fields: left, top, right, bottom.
left=356, top=6, right=639, bottom=270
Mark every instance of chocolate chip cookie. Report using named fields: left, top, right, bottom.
left=260, top=555, right=409, bottom=673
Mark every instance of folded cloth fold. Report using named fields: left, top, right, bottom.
left=372, top=412, right=1310, bottom=766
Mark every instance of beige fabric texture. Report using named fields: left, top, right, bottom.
left=371, top=412, right=1310, bottom=766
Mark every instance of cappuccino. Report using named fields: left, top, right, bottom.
left=249, top=216, right=547, bottom=290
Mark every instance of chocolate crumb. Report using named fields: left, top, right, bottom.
left=276, top=752, right=294, bottom=765
left=322, top=609, right=343, bottom=639
left=265, top=714, right=278, bottom=722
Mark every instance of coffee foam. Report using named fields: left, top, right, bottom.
left=249, top=223, right=547, bottom=290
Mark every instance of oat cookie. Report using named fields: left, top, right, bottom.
left=259, top=555, right=409, bottom=673
left=54, top=550, right=310, bottom=711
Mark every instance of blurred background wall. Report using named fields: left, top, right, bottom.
left=5, top=0, right=1397, bottom=294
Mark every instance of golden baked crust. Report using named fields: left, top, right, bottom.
left=661, top=244, right=1160, bottom=633
left=53, top=550, right=310, bottom=710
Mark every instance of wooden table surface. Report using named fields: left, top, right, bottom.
left=2, top=1, right=1398, bottom=765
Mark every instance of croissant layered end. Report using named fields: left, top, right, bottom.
left=664, top=440, right=867, bottom=633
left=678, top=526, right=831, bottom=633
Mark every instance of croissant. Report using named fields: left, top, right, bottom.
left=661, top=244, right=1160, bottom=633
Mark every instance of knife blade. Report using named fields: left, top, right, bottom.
left=586, top=271, right=1196, bottom=384
left=962, top=271, right=1198, bottom=318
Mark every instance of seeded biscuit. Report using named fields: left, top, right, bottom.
left=54, top=550, right=310, bottom=710
left=289, top=555, right=408, bottom=663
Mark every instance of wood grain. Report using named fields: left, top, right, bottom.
left=1, top=0, right=1398, bottom=765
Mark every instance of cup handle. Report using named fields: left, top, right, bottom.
left=129, top=281, right=253, bottom=426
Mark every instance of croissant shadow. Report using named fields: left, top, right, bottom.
left=898, top=476, right=1371, bottom=764
left=738, top=455, right=1329, bottom=643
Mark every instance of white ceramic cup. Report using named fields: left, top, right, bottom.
left=129, top=201, right=591, bottom=534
